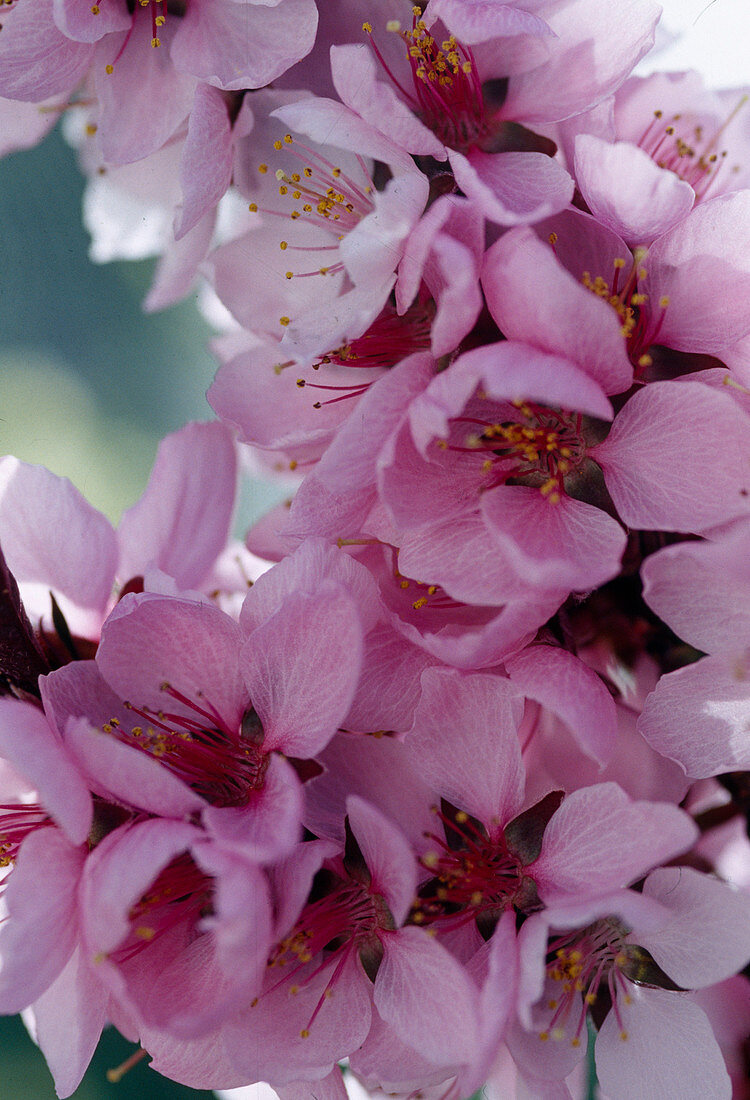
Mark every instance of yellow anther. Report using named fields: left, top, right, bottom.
left=90, top=4, right=100, bottom=11
left=151, top=36, right=160, bottom=47
left=455, top=811, right=468, bottom=824
left=258, top=163, right=268, bottom=174
left=659, top=295, right=670, bottom=308
left=613, top=257, right=625, bottom=269
left=248, top=203, right=258, bottom=212
left=412, top=597, right=428, bottom=610
left=362, top=21, right=372, bottom=32
left=386, top=19, right=400, bottom=31
left=284, top=134, right=293, bottom=144
left=285, top=271, right=293, bottom=280
left=279, top=316, right=291, bottom=326
left=105, top=63, right=114, bottom=74
left=548, top=232, right=558, bottom=245
left=300, top=1029, right=310, bottom=1039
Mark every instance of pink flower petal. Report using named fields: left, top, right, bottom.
left=347, top=795, right=417, bottom=928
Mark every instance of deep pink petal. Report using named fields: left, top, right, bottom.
left=375, top=926, right=479, bottom=1067
left=347, top=795, right=417, bottom=927
left=404, top=667, right=525, bottom=829
left=593, top=381, right=750, bottom=531
left=506, top=645, right=617, bottom=765
left=241, top=587, right=363, bottom=757
left=481, top=485, right=626, bottom=593
left=117, top=422, right=237, bottom=590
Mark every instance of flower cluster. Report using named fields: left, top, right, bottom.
left=1, top=2, right=750, bottom=1099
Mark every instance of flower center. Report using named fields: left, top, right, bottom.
left=105, top=690, right=268, bottom=808
left=364, top=9, right=487, bottom=153
left=452, top=396, right=587, bottom=503
left=541, top=918, right=632, bottom=1046
left=114, top=852, right=212, bottom=961
left=636, top=96, right=747, bottom=201
left=413, top=807, right=525, bottom=930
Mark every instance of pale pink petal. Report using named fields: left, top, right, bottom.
left=343, top=622, right=438, bottom=735
left=481, top=486, right=626, bottom=593
left=53, top=0, right=130, bottom=40
left=640, top=867, right=750, bottom=988
left=172, top=0, right=318, bottom=90
left=596, top=984, right=731, bottom=1100
left=375, top=926, right=479, bottom=1067
left=424, top=0, right=552, bottom=42
left=643, top=191, right=750, bottom=354
left=506, top=645, right=617, bottom=765
left=500, top=0, right=660, bottom=123
left=641, top=528, right=750, bottom=654
left=0, top=457, right=117, bottom=615
left=94, top=9, right=195, bottom=164
left=32, top=947, right=108, bottom=1099
left=574, top=134, right=694, bottom=244
left=240, top=587, right=363, bottom=757
left=482, top=228, right=633, bottom=395
left=0, top=828, right=84, bottom=1013
left=530, top=783, right=698, bottom=900
left=331, top=43, right=445, bottom=158
left=0, top=0, right=91, bottom=100
left=593, top=381, right=750, bottom=531
left=448, top=148, right=574, bottom=227
left=117, top=421, right=237, bottom=590
left=347, top=795, right=417, bottom=928
left=638, top=654, right=750, bottom=778
left=0, top=699, right=92, bottom=844
left=174, top=82, right=233, bottom=236
left=144, top=208, right=216, bottom=312
left=404, top=667, right=525, bottom=829
left=64, top=716, right=205, bottom=818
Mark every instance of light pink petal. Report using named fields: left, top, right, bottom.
left=172, top=0, right=318, bottom=90
left=425, top=0, right=552, bottom=42
left=240, top=537, right=380, bottom=636
left=0, top=96, right=58, bottom=156
left=64, top=716, right=205, bottom=818
left=0, top=457, right=117, bottom=615
left=272, top=97, right=416, bottom=175
left=596, top=984, right=731, bottom=1100
left=405, top=667, right=525, bottom=828
left=331, top=43, right=445, bottom=158
left=0, top=0, right=91, bottom=100
left=0, top=828, right=84, bottom=1013
left=482, top=486, right=626, bottom=593
left=173, top=84, right=233, bottom=238
left=343, top=622, right=438, bottom=735
left=82, top=817, right=200, bottom=957
left=117, top=421, right=237, bottom=590
left=97, top=595, right=246, bottom=729
left=144, top=207, right=216, bottom=312
left=460, top=911, right=519, bottom=1096
left=501, top=0, right=660, bottom=123
left=530, top=783, right=698, bottom=900
left=637, top=654, right=750, bottom=778
left=53, top=0, right=130, bottom=40
left=94, top=9, right=195, bottom=164
left=593, top=381, right=750, bottom=531
left=641, top=526, right=750, bottom=654
left=226, top=952, right=372, bottom=1085
left=506, top=645, right=617, bottom=765
left=202, top=753, right=303, bottom=863
left=339, top=172, right=428, bottom=288
left=574, top=134, right=694, bottom=245
left=444, top=341, right=614, bottom=423
left=448, top=148, right=574, bottom=227
left=32, top=946, right=108, bottom=1099
left=640, top=867, right=750, bottom=988
left=376, top=926, right=479, bottom=1067
left=276, top=1067, right=349, bottom=1100
left=643, top=191, right=750, bottom=354
left=305, top=733, right=436, bottom=853
left=241, top=587, right=363, bottom=757
left=347, top=795, right=417, bottom=928
left=482, top=229, right=633, bottom=395
left=0, top=699, right=92, bottom=844
left=271, top=837, right=339, bottom=939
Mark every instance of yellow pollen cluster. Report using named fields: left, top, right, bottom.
left=549, top=947, right=586, bottom=993
left=401, top=8, right=470, bottom=87
left=582, top=268, right=644, bottom=339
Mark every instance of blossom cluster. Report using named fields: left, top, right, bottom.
left=1, top=1, right=750, bottom=1098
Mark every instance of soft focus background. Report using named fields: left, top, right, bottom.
left=0, top=0, right=748, bottom=1095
